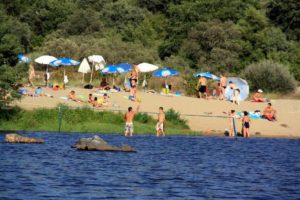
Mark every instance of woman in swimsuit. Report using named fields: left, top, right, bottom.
left=129, top=64, right=139, bottom=87
left=242, top=111, right=251, bottom=138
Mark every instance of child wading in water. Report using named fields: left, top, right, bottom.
left=242, top=111, right=251, bottom=138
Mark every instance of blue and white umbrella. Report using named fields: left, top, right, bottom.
left=50, top=57, right=80, bottom=66
left=225, top=77, right=249, bottom=101
left=101, top=65, right=127, bottom=85
left=193, top=72, right=220, bottom=80
left=152, top=68, right=178, bottom=77
left=101, top=65, right=126, bottom=74
left=117, top=63, right=132, bottom=72
left=18, top=54, right=30, bottom=63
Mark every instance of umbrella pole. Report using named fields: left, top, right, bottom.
left=90, top=61, right=94, bottom=84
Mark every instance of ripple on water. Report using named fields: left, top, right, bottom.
left=0, top=132, right=299, bottom=200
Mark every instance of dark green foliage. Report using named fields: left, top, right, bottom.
left=165, top=108, right=189, bottom=129
left=244, top=60, right=296, bottom=93
left=267, top=0, right=300, bottom=41
left=0, top=0, right=299, bottom=83
left=135, top=112, right=155, bottom=123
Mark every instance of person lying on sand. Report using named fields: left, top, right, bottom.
left=262, top=103, right=277, bottom=121
left=35, top=87, right=53, bottom=97
left=124, top=104, right=140, bottom=137
left=68, top=90, right=81, bottom=102
left=156, top=107, right=165, bottom=137
left=252, top=89, right=267, bottom=102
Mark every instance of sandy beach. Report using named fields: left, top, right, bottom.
left=14, top=87, right=300, bottom=138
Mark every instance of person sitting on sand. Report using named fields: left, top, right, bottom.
left=262, top=103, right=277, bottom=121
left=242, top=111, right=251, bottom=138
left=93, top=97, right=102, bottom=107
left=197, top=76, right=207, bottom=99
left=88, top=93, right=94, bottom=104
left=229, top=81, right=240, bottom=105
left=129, top=85, right=137, bottom=101
left=124, top=104, right=140, bottom=137
left=156, top=107, right=165, bottom=137
left=99, top=78, right=110, bottom=90
left=252, top=89, right=267, bottom=102
left=68, top=90, right=81, bottom=102
left=102, top=93, right=111, bottom=106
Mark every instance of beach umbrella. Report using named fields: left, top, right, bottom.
left=50, top=57, right=80, bottom=86
left=50, top=57, right=80, bottom=66
left=101, top=65, right=126, bottom=85
left=117, top=63, right=132, bottom=72
left=35, top=55, right=57, bottom=65
left=78, top=58, right=91, bottom=83
left=193, top=72, right=220, bottom=80
left=225, top=77, right=249, bottom=101
left=137, top=62, right=159, bottom=72
left=34, top=55, right=58, bottom=86
left=152, top=68, right=178, bottom=77
left=18, top=54, right=30, bottom=63
left=88, top=55, right=105, bottom=64
left=88, top=55, right=106, bottom=83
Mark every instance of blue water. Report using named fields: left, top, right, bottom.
left=0, top=132, right=299, bottom=200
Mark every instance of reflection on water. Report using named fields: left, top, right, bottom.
left=0, top=132, right=299, bottom=199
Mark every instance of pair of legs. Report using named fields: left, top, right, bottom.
left=233, top=90, right=240, bottom=105
left=199, top=86, right=207, bottom=99
left=243, top=123, right=250, bottom=138
left=125, top=123, right=133, bottom=136
left=156, top=123, right=165, bottom=137
left=219, top=86, right=226, bottom=100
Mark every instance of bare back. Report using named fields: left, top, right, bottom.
left=220, top=77, right=227, bottom=87
left=125, top=111, right=135, bottom=123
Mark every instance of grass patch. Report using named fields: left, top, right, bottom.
left=0, top=106, right=199, bottom=135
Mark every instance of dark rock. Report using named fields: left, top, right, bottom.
left=72, top=135, right=136, bottom=152
left=5, top=133, right=44, bottom=144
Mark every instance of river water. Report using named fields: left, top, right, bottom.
left=0, top=132, right=299, bottom=199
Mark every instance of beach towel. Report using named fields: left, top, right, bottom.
left=237, top=111, right=262, bottom=120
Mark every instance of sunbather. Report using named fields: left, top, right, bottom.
left=68, top=90, right=81, bottom=102
left=262, top=103, right=277, bottom=121
left=252, top=89, right=267, bottom=102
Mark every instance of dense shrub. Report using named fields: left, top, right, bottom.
left=244, top=60, right=296, bottom=93
left=165, top=108, right=189, bottom=129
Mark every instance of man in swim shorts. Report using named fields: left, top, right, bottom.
left=156, top=107, right=165, bottom=137
left=262, top=103, right=277, bottom=121
left=124, top=104, right=140, bottom=136
left=197, top=76, right=207, bottom=99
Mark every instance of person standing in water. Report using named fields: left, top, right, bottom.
left=156, top=107, right=165, bottom=137
left=242, top=111, right=251, bottom=138
left=124, top=104, right=140, bottom=137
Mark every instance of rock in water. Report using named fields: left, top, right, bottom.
left=72, top=135, right=136, bottom=152
left=5, top=133, right=44, bottom=144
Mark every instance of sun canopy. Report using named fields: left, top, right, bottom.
left=78, top=58, right=91, bottom=74
left=193, top=72, right=220, bottom=80
left=137, top=63, right=159, bottom=72
left=35, top=55, right=57, bottom=65
left=152, top=68, right=178, bottom=77
left=225, top=77, right=249, bottom=101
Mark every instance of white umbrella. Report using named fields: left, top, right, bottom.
left=78, top=58, right=91, bottom=83
left=35, top=55, right=57, bottom=65
left=88, top=55, right=105, bottom=64
left=34, top=55, right=57, bottom=86
left=137, top=62, right=159, bottom=72
left=88, top=55, right=106, bottom=83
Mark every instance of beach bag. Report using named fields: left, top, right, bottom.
left=84, top=84, right=94, bottom=89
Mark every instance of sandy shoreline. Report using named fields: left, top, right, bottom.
left=14, top=87, right=300, bottom=138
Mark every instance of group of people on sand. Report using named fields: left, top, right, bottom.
left=197, top=74, right=240, bottom=105
left=227, top=102, right=277, bottom=138
left=67, top=90, right=111, bottom=107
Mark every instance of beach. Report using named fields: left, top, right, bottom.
left=14, top=87, right=300, bottom=138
